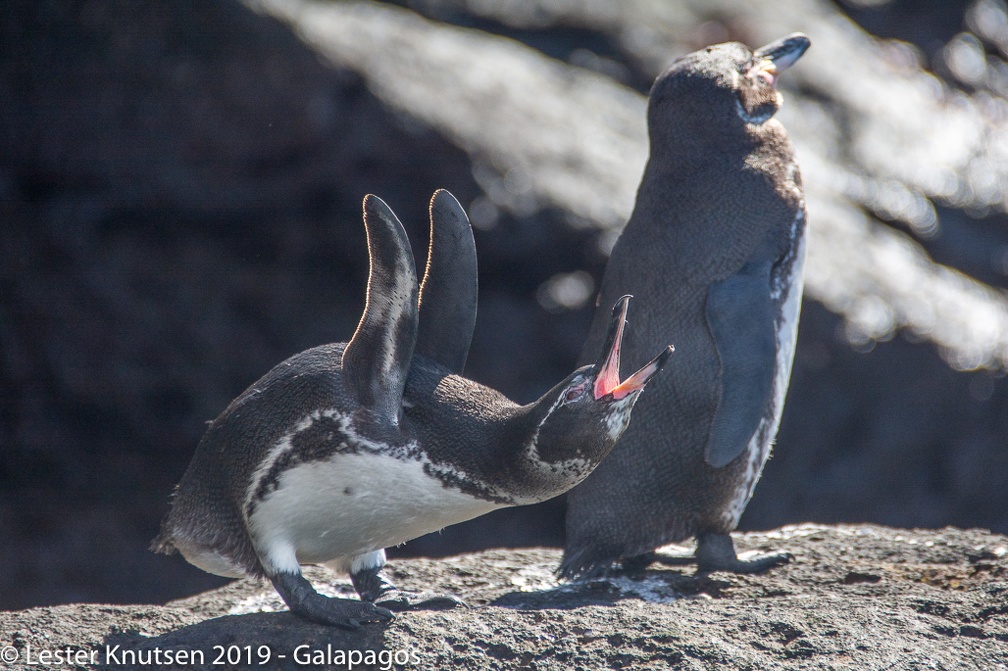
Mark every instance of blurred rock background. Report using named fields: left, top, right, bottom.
left=1, top=0, right=1007, bottom=609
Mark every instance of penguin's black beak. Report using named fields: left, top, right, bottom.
left=593, top=296, right=674, bottom=400
left=751, top=33, right=811, bottom=86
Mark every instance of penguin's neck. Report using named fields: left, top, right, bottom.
left=510, top=380, right=620, bottom=504
left=403, top=359, right=596, bottom=504
left=402, top=360, right=549, bottom=488
left=644, top=133, right=752, bottom=184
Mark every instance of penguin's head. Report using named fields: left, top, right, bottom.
left=647, top=33, right=810, bottom=147
left=522, top=296, right=673, bottom=491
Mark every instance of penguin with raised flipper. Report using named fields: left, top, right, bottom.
left=562, top=34, right=811, bottom=579
left=154, top=190, right=672, bottom=628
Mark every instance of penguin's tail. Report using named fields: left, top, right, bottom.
left=149, top=528, right=178, bottom=555
left=150, top=520, right=259, bottom=580
left=556, top=547, right=615, bottom=581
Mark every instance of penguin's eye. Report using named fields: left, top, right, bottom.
left=563, top=383, right=587, bottom=404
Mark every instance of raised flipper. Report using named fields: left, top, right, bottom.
left=342, top=195, right=419, bottom=425
left=416, top=189, right=478, bottom=373
left=704, top=258, right=776, bottom=468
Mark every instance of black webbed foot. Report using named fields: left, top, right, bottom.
left=693, top=532, right=792, bottom=573
left=620, top=551, right=686, bottom=573
left=625, top=533, right=792, bottom=575
left=270, top=571, right=393, bottom=629
left=351, top=565, right=467, bottom=612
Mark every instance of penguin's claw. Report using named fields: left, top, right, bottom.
left=326, top=602, right=394, bottom=630
left=333, top=602, right=394, bottom=629
left=269, top=571, right=393, bottom=629
left=350, top=565, right=467, bottom=611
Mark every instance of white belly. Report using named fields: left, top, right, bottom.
left=176, top=544, right=249, bottom=579
left=247, top=453, right=502, bottom=575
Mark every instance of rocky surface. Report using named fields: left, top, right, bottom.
left=3, top=0, right=1008, bottom=610
left=1, top=525, right=1007, bottom=670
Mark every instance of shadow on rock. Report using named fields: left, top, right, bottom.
left=99, top=611, right=389, bottom=671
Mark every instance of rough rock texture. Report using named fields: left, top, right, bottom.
left=1, top=526, right=1007, bottom=670
left=3, top=0, right=1008, bottom=610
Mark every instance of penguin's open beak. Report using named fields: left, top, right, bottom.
left=751, top=33, right=811, bottom=86
left=593, top=296, right=674, bottom=400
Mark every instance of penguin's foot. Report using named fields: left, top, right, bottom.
left=632, top=533, right=792, bottom=574
left=270, top=571, right=393, bottom=629
left=694, top=532, right=792, bottom=573
left=620, top=551, right=688, bottom=572
left=351, top=565, right=467, bottom=612
left=695, top=548, right=793, bottom=573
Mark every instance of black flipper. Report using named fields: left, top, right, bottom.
left=704, top=259, right=776, bottom=468
left=342, top=195, right=419, bottom=425
left=416, top=189, right=478, bottom=374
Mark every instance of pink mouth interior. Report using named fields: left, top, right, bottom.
left=593, top=300, right=664, bottom=400
left=609, top=357, right=664, bottom=400
left=593, top=298, right=670, bottom=400
left=593, top=307, right=626, bottom=400
left=752, top=60, right=779, bottom=87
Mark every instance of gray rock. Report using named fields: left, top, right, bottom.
left=2, top=525, right=1006, bottom=669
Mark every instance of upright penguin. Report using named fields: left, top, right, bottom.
left=562, top=34, right=811, bottom=578
left=154, top=190, right=672, bottom=628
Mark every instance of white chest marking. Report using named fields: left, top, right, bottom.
left=603, top=395, right=637, bottom=441
left=723, top=211, right=807, bottom=528
left=244, top=408, right=349, bottom=516
left=247, top=453, right=504, bottom=575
